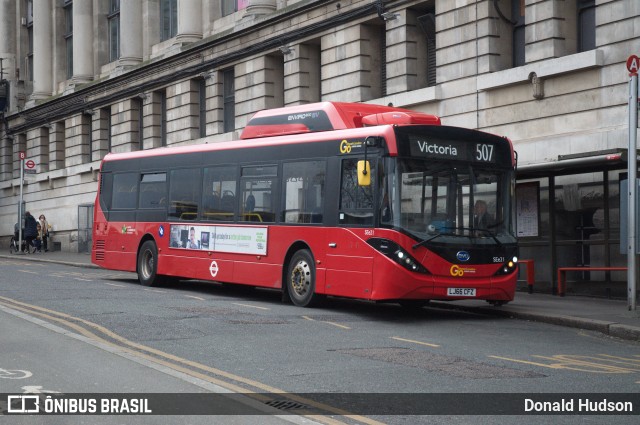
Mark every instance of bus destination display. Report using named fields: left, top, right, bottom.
left=408, top=135, right=498, bottom=163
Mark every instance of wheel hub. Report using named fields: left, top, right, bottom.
left=290, top=261, right=310, bottom=296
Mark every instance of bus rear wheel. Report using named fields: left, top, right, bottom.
left=287, top=249, right=319, bottom=307
left=137, top=240, right=159, bottom=287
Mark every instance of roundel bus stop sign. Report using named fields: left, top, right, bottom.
left=24, top=159, right=36, bottom=174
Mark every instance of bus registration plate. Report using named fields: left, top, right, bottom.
left=447, top=288, right=476, bottom=297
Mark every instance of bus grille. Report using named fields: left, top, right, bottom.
left=95, top=240, right=106, bottom=261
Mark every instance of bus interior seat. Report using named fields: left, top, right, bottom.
left=245, top=194, right=255, bottom=212
left=221, top=193, right=235, bottom=212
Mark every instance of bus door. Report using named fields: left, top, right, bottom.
left=324, top=157, right=375, bottom=299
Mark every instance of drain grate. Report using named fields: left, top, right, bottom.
left=265, top=399, right=309, bottom=411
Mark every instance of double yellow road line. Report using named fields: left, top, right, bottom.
left=0, top=295, right=383, bottom=425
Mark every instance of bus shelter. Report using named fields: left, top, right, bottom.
left=515, top=149, right=633, bottom=297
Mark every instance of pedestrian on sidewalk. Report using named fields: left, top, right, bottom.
left=34, top=223, right=43, bottom=252
left=38, top=214, right=50, bottom=252
left=24, top=211, right=38, bottom=253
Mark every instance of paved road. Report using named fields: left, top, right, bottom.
left=1, top=257, right=639, bottom=424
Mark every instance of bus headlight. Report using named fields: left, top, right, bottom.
left=367, top=238, right=430, bottom=274
left=495, top=256, right=518, bottom=276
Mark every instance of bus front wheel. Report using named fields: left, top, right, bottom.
left=287, top=249, right=319, bottom=307
left=137, top=240, right=159, bottom=287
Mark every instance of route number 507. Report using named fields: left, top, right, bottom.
left=475, top=144, right=494, bottom=162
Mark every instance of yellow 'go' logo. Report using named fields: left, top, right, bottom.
left=340, top=140, right=352, bottom=154
left=450, top=265, right=464, bottom=277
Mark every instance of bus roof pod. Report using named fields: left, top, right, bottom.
left=240, top=102, right=442, bottom=139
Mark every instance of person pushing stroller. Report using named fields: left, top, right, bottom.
left=23, top=211, right=38, bottom=253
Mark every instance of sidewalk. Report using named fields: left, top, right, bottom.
left=2, top=250, right=639, bottom=341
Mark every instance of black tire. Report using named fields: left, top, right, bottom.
left=137, top=240, right=160, bottom=287
left=286, top=249, right=319, bottom=307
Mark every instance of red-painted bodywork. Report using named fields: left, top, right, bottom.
left=92, top=102, right=517, bottom=303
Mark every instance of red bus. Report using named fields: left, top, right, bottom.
left=92, top=102, right=518, bottom=307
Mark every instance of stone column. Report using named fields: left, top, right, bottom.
left=176, top=0, right=202, bottom=44
left=72, top=0, right=93, bottom=83
left=64, top=114, right=90, bottom=166
left=49, top=122, right=65, bottom=171
left=0, top=0, right=16, bottom=78
left=246, top=0, right=276, bottom=16
left=119, top=0, right=142, bottom=66
left=0, top=136, right=12, bottom=181
left=31, top=0, right=53, bottom=98
left=27, top=127, right=49, bottom=173
left=284, top=43, right=321, bottom=105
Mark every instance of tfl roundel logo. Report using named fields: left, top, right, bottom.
left=456, top=251, right=471, bottom=262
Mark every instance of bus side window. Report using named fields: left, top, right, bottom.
left=202, top=166, right=237, bottom=221
left=168, top=168, right=202, bottom=220
left=282, top=161, right=326, bottom=224
left=139, top=173, right=167, bottom=209
left=240, top=165, right=277, bottom=223
left=339, top=158, right=374, bottom=225
left=112, top=172, right=139, bottom=209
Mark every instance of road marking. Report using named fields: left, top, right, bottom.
left=0, top=295, right=383, bottom=425
left=73, top=278, right=93, bottom=282
left=232, top=303, right=269, bottom=310
left=302, top=316, right=350, bottom=329
left=143, top=288, right=167, bottom=294
left=18, top=270, right=38, bottom=274
left=490, top=354, right=640, bottom=374
left=185, top=295, right=205, bottom=301
left=0, top=368, right=32, bottom=379
left=390, top=336, right=440, bottom=348
left=323, top=321, right=350, bottom=329
left=103, top=283, right=126, bottom=288
left=21, top=386, right=60, bottom=394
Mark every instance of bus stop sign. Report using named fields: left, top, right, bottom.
left=24, top=159, right=36, bottom=174
left=627, top=55, right=639, bottom=75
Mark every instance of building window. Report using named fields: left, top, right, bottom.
left=160, top=0, right=177, bottom=41
left=159, top=91, right=167, bottom=146
left=222, top=0, right=248, bottom=17
left=417, top=13, right=436, bottom=87
left=26, top=0, right=33, bottom=81
left=64, top=0, right=73, bottom=79
left=108, top=0, right=120, bottom=62
left=26, top=0, right=33, bottom=24
left=199, top=78, right=207, bottom=138
left=105, top=107, right=112, bottom=153
left=380, top=28, right=387, bottom=97
left=578, top=0, right=595, bottom=52
left=133, top=97, right=143, bottom=150
left=512, top=0, right=525, bottom=67
left=223, top=68, right=235, bottom=133
left=27, top=27, right=33, bottom=82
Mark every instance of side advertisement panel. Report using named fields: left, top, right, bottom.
left=169, top=224, right=268, bottom=255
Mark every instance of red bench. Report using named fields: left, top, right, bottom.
left=518, top=259, right=535, bottom=293
left=556, top=267, right=627, bottom=296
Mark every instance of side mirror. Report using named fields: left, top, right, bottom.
left=357, top=160, right=371, bottom=186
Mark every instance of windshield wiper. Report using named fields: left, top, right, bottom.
left=464, top=226, right=502, bottom=246
left=412, top=229, right=457, bottom=249
left=412, top=226, right=502, bottom=249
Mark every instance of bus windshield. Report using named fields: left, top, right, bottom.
left=381, top=157, right=516, bottom=245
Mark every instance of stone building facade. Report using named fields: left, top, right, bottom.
left=0, top=0, right=638, bottom=294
